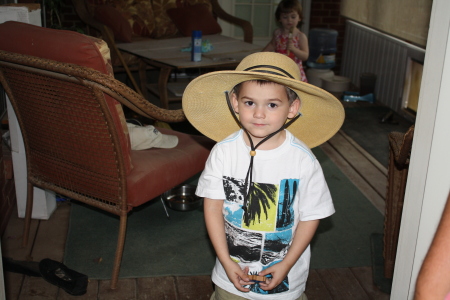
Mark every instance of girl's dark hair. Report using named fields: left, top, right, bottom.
left=275, top=0, right=303, bottom=28
left=232, top=80, right=299, bottom=104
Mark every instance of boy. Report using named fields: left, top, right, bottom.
left=182, top=52, right=344, bottom=299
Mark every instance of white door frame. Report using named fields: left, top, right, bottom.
left=391, top=0, right=450, bottom=298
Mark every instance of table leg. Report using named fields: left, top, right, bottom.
left=158, top=67, right=173, bottom=109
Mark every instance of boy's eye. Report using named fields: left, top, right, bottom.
left=244, top=101, right=254, bottom=106
left=268, top=103, right=278, bottom=109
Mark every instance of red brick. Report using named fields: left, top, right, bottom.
left=309, top=17, right=323, bottom=25
left=311, top=3, right=324, bottom=10
left=312, top=9, right=331, bottom=17
left=323, top=17, right=340, bottom=24
left=324, top=3, right=340, bottom=11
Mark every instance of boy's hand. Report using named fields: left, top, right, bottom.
left=222, top=261, right=253, bottom=292
left=257, top=261, right=290, bottom=291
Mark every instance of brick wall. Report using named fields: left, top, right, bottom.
left=309, top=0, right=346, bottom=74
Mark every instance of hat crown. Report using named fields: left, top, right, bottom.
left=236, top=52, right=301, bottom=81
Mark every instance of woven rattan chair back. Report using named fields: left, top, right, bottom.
left=0, top=49, right=198, bottom=289
left=0, top=50, right=128, bottom=215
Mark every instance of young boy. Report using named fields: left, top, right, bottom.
left=182, top=52, right=344, bottom=300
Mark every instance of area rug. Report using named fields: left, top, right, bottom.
left=310, top=148, right=384, bottom=269
left=64, top=147, right=384, bottom=279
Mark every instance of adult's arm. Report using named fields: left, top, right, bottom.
left=415, top=192, right=450, bottom=299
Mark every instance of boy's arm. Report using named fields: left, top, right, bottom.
left=204, top=198, right=251, bottom=292
left=258, top=219, right=320, bottom=290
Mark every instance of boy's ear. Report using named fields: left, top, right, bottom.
left=231, top=92, right=239, bottom=114
left=288, top=98, right=300, bottom=118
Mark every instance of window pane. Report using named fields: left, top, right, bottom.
left=235, top=4, right=252, bottom=37
left=253, top=5, right=271, bottom=37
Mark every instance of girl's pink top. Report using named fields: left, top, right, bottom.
left=273, top=28, right=308, bottom=82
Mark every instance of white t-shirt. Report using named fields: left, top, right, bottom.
left=196, top=130, right=335, bottom=300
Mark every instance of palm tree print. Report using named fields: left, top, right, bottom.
left=243, top=182, right=277, bottom=227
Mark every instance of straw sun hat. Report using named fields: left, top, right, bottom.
left=182, top=52, right=345, bottom=148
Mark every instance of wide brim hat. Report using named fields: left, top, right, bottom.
left=182, top=52, right=345, bottom=148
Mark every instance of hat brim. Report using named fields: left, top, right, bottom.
left=182, top=70, right=345, bottom=148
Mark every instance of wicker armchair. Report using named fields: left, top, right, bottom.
left=383, top=125, right=415, bottom=279
left=72, top=0, right=254, bottom=99
left=0, top=21, right=214, bottom=289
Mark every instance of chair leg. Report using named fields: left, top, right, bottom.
left=110, top=213, right=128, bottom=289
left=22, top=182, right=34, bottom=247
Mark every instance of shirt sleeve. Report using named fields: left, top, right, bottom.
left=196, top=144, right=226, bottom=200
left=298, top=157, right=335, bottom=221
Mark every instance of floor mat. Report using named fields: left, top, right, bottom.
left=310, top=148, right=384, bottom=269
left=64, top=147, right=384, bottom=279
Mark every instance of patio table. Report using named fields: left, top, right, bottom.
left=117, top=35, right=262, bottom=108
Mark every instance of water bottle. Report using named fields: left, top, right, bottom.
left=307, top=28, right=338, bottom=69
left=191, top=30, right=202, bottom=62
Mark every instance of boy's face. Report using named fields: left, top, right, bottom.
left=232, top=81, right=300, bottom=143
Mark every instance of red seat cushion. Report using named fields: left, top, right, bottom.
left=126, top=128, right=215, bottom=207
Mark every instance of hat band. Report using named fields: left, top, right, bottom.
left=244, top=65, right=295, bottom=79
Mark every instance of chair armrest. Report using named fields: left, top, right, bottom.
left=388, top=125, right=415, bottom=169
left=210, top=0, right=253, bottom=44
left=99, top=71, right=187, bottom=123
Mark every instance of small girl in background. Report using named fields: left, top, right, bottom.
left=263, top=0, right=308, bottom=82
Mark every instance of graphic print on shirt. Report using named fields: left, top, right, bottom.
left=222, top=176, right=299, bottom=295
left=277, top=179, right=298, bottom=230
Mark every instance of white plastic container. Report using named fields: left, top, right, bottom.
left=306, top=68, right=334, bottom=87
left=321, top=75, right=351, bottom=93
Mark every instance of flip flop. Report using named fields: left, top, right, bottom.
left=39, top=259, right=88, bottom=296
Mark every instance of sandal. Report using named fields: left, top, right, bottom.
left=39, top=259, right=88, bottom=296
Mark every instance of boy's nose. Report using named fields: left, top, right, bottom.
left=253, top=107, right=265, bottom=118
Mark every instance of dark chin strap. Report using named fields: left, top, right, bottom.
left=225, top=91, right=301, bottom=226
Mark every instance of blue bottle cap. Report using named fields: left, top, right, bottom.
left=192, top=30, right=202, bottom=38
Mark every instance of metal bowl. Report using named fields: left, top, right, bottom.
left=161, top=185, right=203, bottom=211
